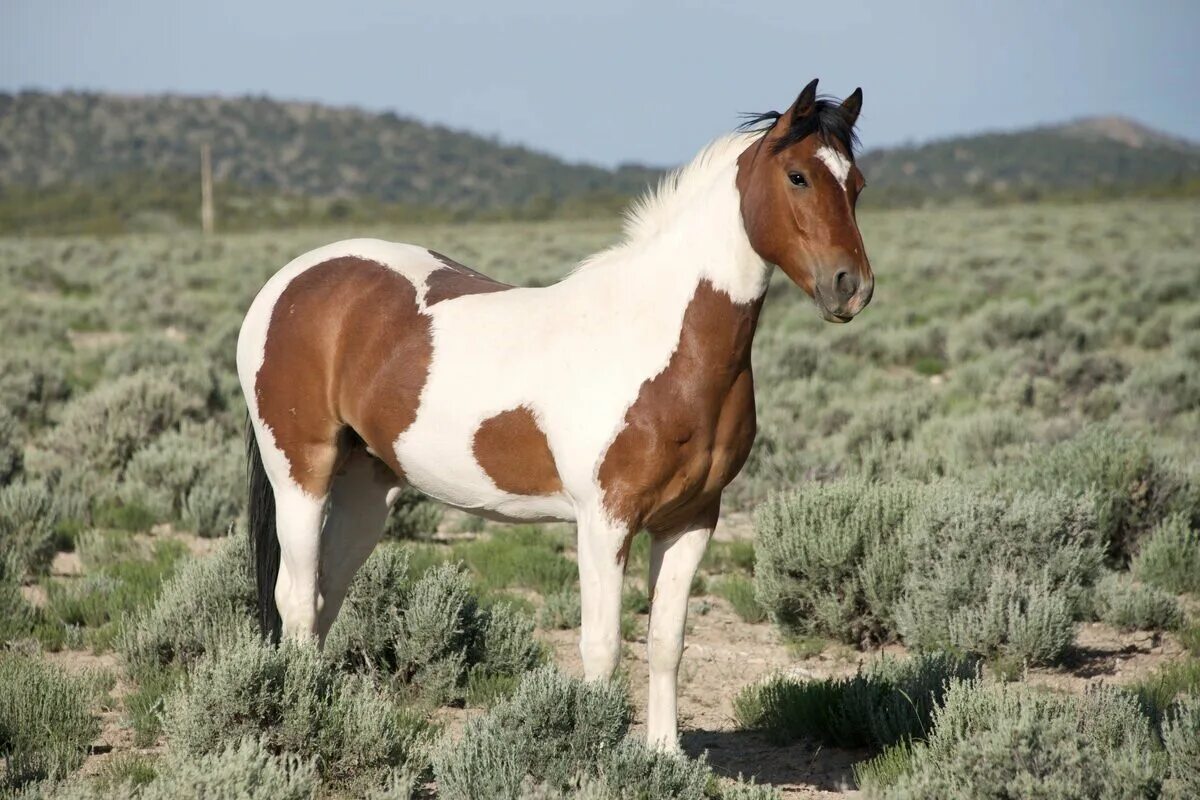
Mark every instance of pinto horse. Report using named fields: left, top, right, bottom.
left=237, top=79, right=873, bottom=748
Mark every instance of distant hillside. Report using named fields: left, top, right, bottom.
left=0, top=91, right=659, bottom=213
left=1, top=92, right=1198, bottom=234
left=860, top=116, right=1200, bottom=206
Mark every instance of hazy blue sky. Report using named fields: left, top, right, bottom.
left=3, top=1, right=1197, bottom=167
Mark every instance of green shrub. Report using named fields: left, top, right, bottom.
left=1163, top=695, right=1200, bottom=799
left=103, top=336, right=189, bottom=378
left=119, top=422, right=240, bottom=532
left=181, top=482, right=239, bottom=538
left=864, top=681, right=1164, bottom=798
left=0, top=553, right=39, bottom=644
left=590, top=738, right=710, bottom=799
left=0, top=653, right=99, bottom=790
left=0, top=479, right=58, bottom=576
left=896, top=489, right=1102, bottom=664
left=1092, top=573, right=1182, bottom=632
left=326, top=547, right=542, bottom=703
left=734, top=652, right=976, bottom=748
left=539, top=589, right=581, bottom=629
left=700, top=540, right=755, bottom=574
left=841, top=393, right=935, bottom=457
left=1134, top=513, right=1200, bottom=595
left=904, top=410, right=1030, bottom=477
left=713, top=575, right=767, bottom=623
left=452, top=526, right=577, bottom=595
left=754, top=478, right=919, bottom=644
left=41, top=369, right=202, bottom=479
left=432, top=666, right=630, bottom=800
left=28, top=738, right=320, bottom=800
left=120, top=531, right=255, bottom=674
left=948, top=300, right=1076, bottom=363
left=1130, top=659, right=1200, bottom=722
left=1001, top=427, right=1200, bottom=563
left=0, top=351, right=70, bottom=426
left=383, top=486, right=444, bottom=539
left=125, top=666, right=183, bottom=747
left=91, top=498, right=157, bottom=532
left=163, top=630, right=428, bottom=791
left=0, top=408, right=23, bottom=486
left=44, top=534, right=184, bottom=647
left=1121, top=357, right=1200, bottom=423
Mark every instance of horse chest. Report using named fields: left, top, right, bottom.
left=597, top=282, right=761, bottom=532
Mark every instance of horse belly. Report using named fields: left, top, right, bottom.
left=394, top=406, right=576, bottom=523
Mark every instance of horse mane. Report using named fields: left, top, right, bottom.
left=618, top=133, right=759, bottom=246
left=739, top=95, right=860, bottom=158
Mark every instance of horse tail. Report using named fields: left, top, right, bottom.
left=246, top=414, right=281, bottom=643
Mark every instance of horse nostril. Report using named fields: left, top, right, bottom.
left=834, top=270, right=857, bottom=301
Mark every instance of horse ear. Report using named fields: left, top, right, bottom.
left=784, top=79, right=820, bottom=123
left=841, top=88, right=863, bottom=127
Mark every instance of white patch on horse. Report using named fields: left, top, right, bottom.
left=815, top=146, right=852, bottom=189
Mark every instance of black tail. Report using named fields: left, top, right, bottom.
left=246, top=415, right=281, bottom=643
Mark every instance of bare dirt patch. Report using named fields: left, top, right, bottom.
left=541, top=596, right=864, bottom=798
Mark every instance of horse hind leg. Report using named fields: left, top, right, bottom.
left=315, top=447, right=399, bottom=639
left=268, top=439, right=339, bottom=642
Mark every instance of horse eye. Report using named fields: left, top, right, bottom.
left=788, top=172, right=808, bottom=187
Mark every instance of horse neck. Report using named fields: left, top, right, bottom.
left=566, top=157, right=772, bottom=368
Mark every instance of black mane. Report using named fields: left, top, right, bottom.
left=739, top=96, right=860, bottom=158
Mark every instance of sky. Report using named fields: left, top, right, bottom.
left=3, top=1, right=1198, bottom=168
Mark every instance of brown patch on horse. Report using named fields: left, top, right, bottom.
left=473, top=406, right=562, bottom=495
left=424, top=250, right=512, bottom=306
left=599, top=281, right=762, bottom=542
left=255, top=256, right=432, bottom=493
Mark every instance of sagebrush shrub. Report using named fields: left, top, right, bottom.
left=864, top=680, right=1165, bottom=798
left=896, top=488, right=1103, bottom=663
left=0, top=653, right=99, bottom=790
left=163, top=629, right=429, bottom=791
left=948, top=300, right=1086, bottom=364
left=1163, top=695, right=1200, bottom=800
left=903, top=409, right=1030, bottom=477
left=0, top=479, right=58, bottom=576
left=0, top=408, right=23, bottom=486
left=1121, top=357, right=1200, bottom=423
left=539, top=589, right=582, bottom=629
left=841, top=392, right=935, bottom=458
left=383, top=486, right=444, bottom=539
left=119, top=421, right=241, bottom=533
left=734, top=652, right=976, bottom=748
left=120, top=531, right=255, bottom=673
left=432, top=666, right=630, bottom=800
left=1133, top=513, right=1200, bottom=595
left=41, top=368, right=203, bottom=479
left=1092, top=573, right=1182, bottom=632
left=0, top=350, right=70, bottom=426
left=714, top=575, right=767, bottom=624
left=1000, top=426, right=1200, bottom=563
left=0, top=553, right=38, bottom=644
left=754, top=478, right=920, bottom=644
left=103, top=336, right=190, bottom=379
left=26, top=738, right=321, bottom=800
left=327, top=547, right=543, bottom=703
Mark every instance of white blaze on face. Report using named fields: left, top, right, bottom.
left=815, top=146, right=852, bottom=189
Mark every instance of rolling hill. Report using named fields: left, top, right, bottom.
left=0, top=91, right=1197, bottom=233
left=859, top=116, right=1200, bottom=206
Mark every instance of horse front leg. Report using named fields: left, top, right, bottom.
left=646, top=501, right=718, bottom=750
left=576, top=508, right=629, bottom=682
